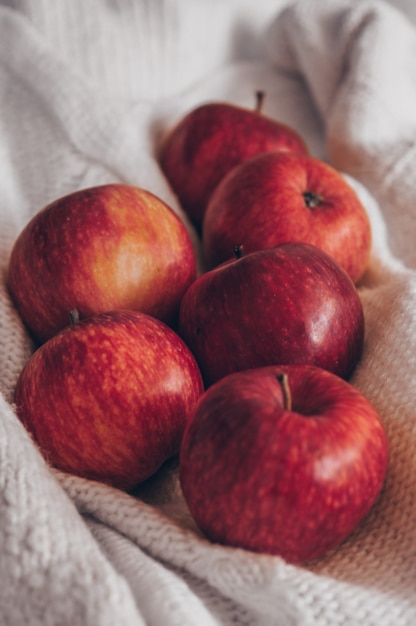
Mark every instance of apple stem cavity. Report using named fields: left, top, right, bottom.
left=68, top=308, right=80, bottom=326
left=276, top=373, right=292, bottom=411
left=234, top=244, right=245, bottom=259
left=255, top=90, right=265, bottom=113
left=303, top=191, right=323, bottom=209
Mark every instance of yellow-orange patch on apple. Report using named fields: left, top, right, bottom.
left=8, top=184, right=196, bottom=343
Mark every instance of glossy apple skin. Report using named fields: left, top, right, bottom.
left=14, top=310, right=204, bottom=491
left=180, top=364, right=388, bottom=564
left=203, top=151, right=372, bottom=283
left=179, top=243, right=364, bottom=386
left=7, top=184, right=196, bottom=344
left=159, top=101, right=309, bottom=228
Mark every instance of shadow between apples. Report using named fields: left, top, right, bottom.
left=131, top=456, right=200, bottom=534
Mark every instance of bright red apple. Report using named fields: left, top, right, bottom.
left=203, top=151, right=372, bottom=283
left=14, top=310, right=204, bottom=491
left=179, top=364, right=388, bottom=564
left=7, top=183, right=197, bottom=343
left=159, top=92, right=309, bottom=228
left=179, top=242, right=364, bottom=386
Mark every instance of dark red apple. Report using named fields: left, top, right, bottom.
left=14, top=310, right=204, bottom=490
left=179, top=242, right=364, bottom=386
left=7, top=183, right=197, bottom=343
left=203, top=151, right=372, bottom=283
left=159, top=92, right=309, bottom=228
left=179, top=364, right=388, bottom=564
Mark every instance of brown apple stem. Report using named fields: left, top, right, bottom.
left=68, top=308, right=80, bottom=325
left=276, top=373, right=292, bottom=411
left=255, top=90, right=265, bottom=113
left=234, top=244, right=245, bottom=259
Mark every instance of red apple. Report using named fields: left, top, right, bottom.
left=180, top=364, right=388, bottom=564
left=14, top=310, right=204, bottom=491
left=7, top=183, right=197, bottom=344
left=159, top=92, right=309, bottom=228
left=203, top=151, right=372, bottom=283
left=179, top=242, right=364, bottom=386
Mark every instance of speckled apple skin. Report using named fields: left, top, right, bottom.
left=14, top=310, right=204, bottom=490
left=159, top=101, right=309, bottom=227
left=179, top=364, right=388, bottom=564
left=8, top=184, right=196, bottom=343
left=203, top=151, right=372, bottom=284
left=179, top=243, right=364, bottom=386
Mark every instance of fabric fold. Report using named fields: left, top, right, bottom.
left=1, top=0, right=416, bottom=624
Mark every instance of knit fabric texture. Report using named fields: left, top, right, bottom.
left=1, top=0, right=416, bottom=624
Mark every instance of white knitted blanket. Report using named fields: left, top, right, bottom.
left=1, top=0, right=416, bottom=624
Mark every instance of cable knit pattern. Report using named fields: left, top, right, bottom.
left=1, top=0, right=416, bottom=624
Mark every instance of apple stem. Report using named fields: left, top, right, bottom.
left=255, top=90, right=265, bottom=113
left=68, top=308, right=80, bottom=325
left=276, top=373, right=292, bottom=411
left=234, top=244, right=245, bottom=259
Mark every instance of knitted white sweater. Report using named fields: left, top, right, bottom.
left=1, top=1, right=416, bottom=624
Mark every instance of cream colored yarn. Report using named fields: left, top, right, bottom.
left=1, top=1, right=416, bottom=624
